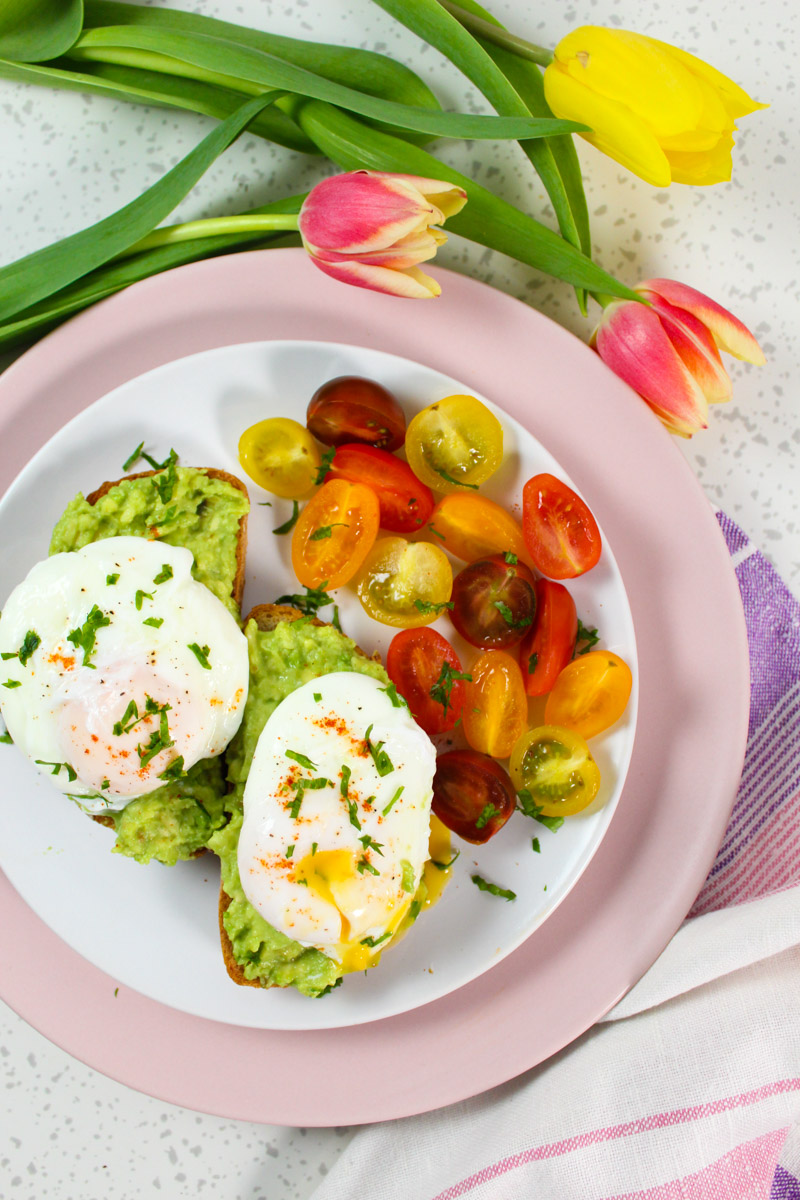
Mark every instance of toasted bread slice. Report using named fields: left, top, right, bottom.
left=218, top=603, right=380, bottom=989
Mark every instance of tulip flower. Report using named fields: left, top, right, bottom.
left=543, top=27, right=766, bottom=187
left=297, top=170, right=467, bottom=298
left=592, top=279, right=765, bottom=436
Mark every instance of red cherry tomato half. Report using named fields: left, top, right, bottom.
left=432, top=750, right=516, bottom=844
left=449, top=554, right=537, bottom=649
left=386, top=628, right=468, bottom=736
left=307, top=376, right=406, bottom=451
left=520, top=579, right=578, bottom=697
left=327, top=443, right=434, bottom=534
left=522, top=473, right=602, bottom=579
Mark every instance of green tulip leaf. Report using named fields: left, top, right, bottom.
left=0, top=91, right=283, bottom=323
left=0, top=0, right=84, bottom=63
left=67, top=24, right=585, bottom=142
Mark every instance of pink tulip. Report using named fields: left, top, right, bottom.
left=298, top=171, right=467, bottom=298
left=592, top=278, right=765, bottom=436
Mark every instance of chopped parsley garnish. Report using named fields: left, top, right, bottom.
left=2, top=680, right=21, bottom=689
left=382, top=785, right=403, bottom=816
left=153, top=449, right=179, bottom=503
left=364, top=725, right=394, bottom=776
left=400, top=860, right=416, bottom=893
left=157, top=755, right=186, bottom=782
left=286, top=844, right=295, bottom=859
left=493, top=600, right=532, bottom=629
left=314, top=447, right=335, bottom=485
left=532, top=837, right=541, bottom=853
left=273, top=500, right=300, bottom=536
left=134, top=590, right=153, bottom=611
left=528, top=652, right=539, bottom=675
left=431, top=849, right=461, bottom=871
left=429, top=661, right=472, bottom=717
left=114, top=696, right=168, bottom=737
left=408, top=899, right=422, bottom=922
left=0, top=731, right=13, bottom=744
left=475, top=802, right=502, bottom=830
left=122, top=441, right=145, bottom=472
left=286, top=749, right=317, bottom=771
left=289, top=795, right=303, bottom=820
left=274, top=582, right=332, bottom=616
left=379, top=682, right=408, bottom=709
left=143, top=616, right=164, bottom=629
left=359, top=834, right=384, bottom=857
left=331, top=605, right=342, bottom=633
left=313, top=692, right=322, bottom=703
left=413, top=599, right=454, bottom=615
left=427, top=524, right=446, bottom=541
left=18, top=630, right=41, bottom=666
left=160, top=505, right=177, bottom=526
left=471, top=874, right=516, bottom=902
left=106, top=573, right=119, bottom=586
left=360, top=932, right=392, bottom=948
left=187, top=642, right=211, bottom=669
left=258, top=501, right=272, bottom=507
left=311, top=842, right=318, bottom=856
left=346, top=799, right=362, bottom=831
left=137, top=707, right=173, bottom=767
left=289, top=776, right=332, bottom=819
left=574, top=618, right=601, bottom=657
left=153, top=564, right=174, bottom=585
left=434, top=467, right=478, bottom=490
left=66, top=605, right=111, bottom=668
left=504, top=551, right=518, bottom=564
left=35, top=760, right=77, bottom=782
left=101, top=779, right=110, bottom=790
left=357, top=855, right=380, bottom=876
left=310, top=522, right=349, bottom=541
left=516, top=788, right=565, bottom=832
left=123, top=443, right=178, bottom=473
left=340, top=763, right=351, bottom=796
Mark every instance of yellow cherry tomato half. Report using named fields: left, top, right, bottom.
left=356, top=536, right=452, bottom=627
left=462, top=650, right=528, bottom=759
left=238, top=417, right=321, bottom=499
left=405, top=395, right=503, bottom=493
left=426, top=492, right=533, bottom=568
left=292, top=478, right=380, bottom=589
left=509, top=725, right=601, bottom=817
left=544, top=651, right=632, bottom=740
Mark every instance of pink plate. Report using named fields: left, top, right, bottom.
left=0, top=249, right=748, bottom=1126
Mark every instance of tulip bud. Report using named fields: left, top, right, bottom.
left=592, top=279, right=765, bottom=436
left=544, top=27, right=766, bottom=187
left=298, top=171, right=467, bottom=298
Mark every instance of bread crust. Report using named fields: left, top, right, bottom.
left=84, top=467, right=249, bottom=843
left=218, top=604, right=379, bottom=990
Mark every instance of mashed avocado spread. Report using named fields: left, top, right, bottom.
left=49, top=466, right=248, bottom=864
left=208, top=617, right=429, bottom=999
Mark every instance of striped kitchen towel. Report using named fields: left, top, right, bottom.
left=309, top=515, right=800, bottom=1200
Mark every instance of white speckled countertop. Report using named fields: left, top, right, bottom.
left=1, top=1, right=797, bottom=1196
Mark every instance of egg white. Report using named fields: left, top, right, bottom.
left=0, top=536, right=249, bottom=811
left=238, top=672, right=437, bottom=970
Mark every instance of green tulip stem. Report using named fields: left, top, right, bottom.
left=120, top=213, right=301, bottom=259
left=437, top=1, right=554, bottom=66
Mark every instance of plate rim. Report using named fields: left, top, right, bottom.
left=0, top=248, right=749, bottom=1126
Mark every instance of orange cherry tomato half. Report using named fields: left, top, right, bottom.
left=544, top=651, right=632, bottom=739
left=355, top=536, right=452, bottom=627
left=386, top=628, right=468, bottom=735
left=306, top=376, right=406, bottom=451
left=462, top=649, right=528, bottom=759
left=426, top=492, right=533, bottom=568
left=520, top=579, right=578, bottom=697
left=522, top=473, right=602, bottom=579
left=291, top=478, right=380, bottom=589
left=432, top=750, right=516, bottom=844
left=327, top=443, right=434, bottom=534
left=510, top=725, right=601, bottom=817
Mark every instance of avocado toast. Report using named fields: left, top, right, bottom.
left=48, top=461, right=249, bottom=865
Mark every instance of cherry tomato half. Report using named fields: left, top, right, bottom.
left=427, top=492, right=533, bottom=568
left=238, top=417, right=320, bottom=499
left=405, top=395, right=503, bottom=493
left=544, top=651, right=632, bottom=739
left=356, top=536, right=452, bottom=627
left=462, top=650, right=528, bottom=759
left=307, top=376, right=406, bottom=451
left=450, top=554, right=537, bottom=649
left=432, top=750, right=516, bottom=844
left=386, top=628, right=468, bottom=735
left=510, top=725, right=601, bottom=817
left=522, top=473, right=602, bottom=579
left=327, top=444, right=434, bottom=534
left=291, top=478, right=380, bottom=589
left=520, top=579, right=578, bottom=697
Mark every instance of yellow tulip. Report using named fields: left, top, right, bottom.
left=543, top=27, right=766, bottom=187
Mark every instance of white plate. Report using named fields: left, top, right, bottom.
left=0, top=340, right=637, bottom=1030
